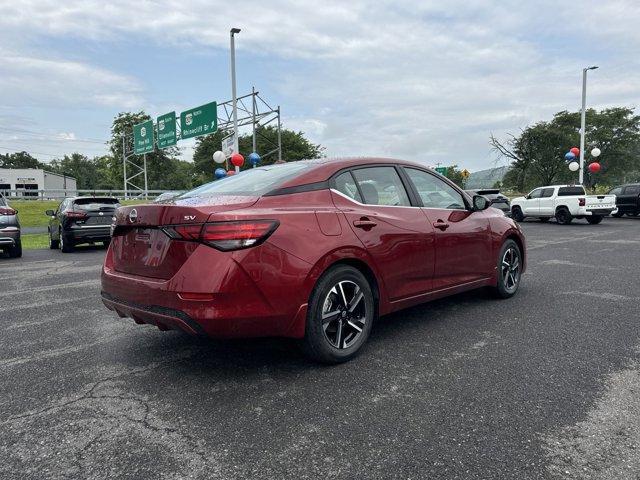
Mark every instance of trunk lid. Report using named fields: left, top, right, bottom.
left=111, top=195, right=258, bottom=279
left=585, top=194, right=616, bottom=210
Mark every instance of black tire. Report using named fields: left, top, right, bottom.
left=49, top=229, right=59, bottom=249
left=60, top=231, right=74, bottom=253
left=627, top=211, right=639, bottom=217
left=555, top=207, right=573, bottom=225
left=511, top=207, right=524, bottom=222
left=493, top=239, right=522, bottom=299
left=612, top=211, right=624, bottom=218
left=102, top=240, right=111, bottom=248
left=301, top=265, right=375, bottom=364
left=8, top=239, right=22, bottom=258
left=539, top=217, right=550, bottom=223
left=586, top=215, right=603, bottom=224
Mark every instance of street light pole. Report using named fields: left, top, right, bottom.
left=579, top=65, right=598, bottom=185
left=230, top=28, right=241, bottom=155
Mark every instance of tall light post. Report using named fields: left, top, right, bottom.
left=579, top=65, right=598, bottom=184
left=230, top=27, right=241, bottom=155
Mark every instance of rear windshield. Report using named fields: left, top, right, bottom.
left=73, top=198, right=120, bottom=210
left=558, top=186, right=585, bottom=196
left=178, top=162, right=310, bottom=199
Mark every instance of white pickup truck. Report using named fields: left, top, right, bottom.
left=510, top=185, right=617, bottom=225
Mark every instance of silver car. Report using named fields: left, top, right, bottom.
left=0, top=194, right=22, bottom=258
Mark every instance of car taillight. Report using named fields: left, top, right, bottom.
left=0, top=207, right=16, bottom=215
left=165, top=220, right=279, bottom=251
left=578, top=198, right=585, bottom=206
left=67, top=211, right=88, bottom=219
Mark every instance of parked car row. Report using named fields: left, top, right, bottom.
left=609, top=183, right=640, bottom=217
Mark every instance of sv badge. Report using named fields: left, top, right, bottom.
left=183, top=215, right=196, bottom=221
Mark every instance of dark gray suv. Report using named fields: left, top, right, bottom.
left=0, top=194, right=22, bottom=258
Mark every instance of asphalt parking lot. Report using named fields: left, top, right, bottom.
left=1, top=217, right=639, bottom=480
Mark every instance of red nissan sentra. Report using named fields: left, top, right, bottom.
left=102, top=158, right=525, bottom=363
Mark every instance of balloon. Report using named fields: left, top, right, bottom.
left=591, top=147, right=601, bottom=158
left=588, top=162, right=601, bottom=173
left=248, top=152, right=261, bottom=165
left=213, top=150, right=226, bottom=164
left=568, top=161, right=579, bottom=172
left=564, top=151, right=576, bottom=161
left=231, top=153, right=244, bottom=167
left=227, top=170, right=235, bottom=176
left=570, top=147, right=580, bottom=157
left=214, top=168, right=227, bottom=179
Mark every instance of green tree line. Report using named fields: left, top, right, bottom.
left=491, top=107, right=640, bottom=192
left=0, top=111, right=324, bottom=190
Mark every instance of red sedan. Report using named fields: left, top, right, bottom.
left=102, top=158, right=525, bottom=363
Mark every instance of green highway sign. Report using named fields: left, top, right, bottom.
left=157, top=112, right=177, bottom=149
left=435, top=166, right=448, bottom=175
left=133, top=120, right=154, bottom=155
left=180, top=101, right=217, bottom=140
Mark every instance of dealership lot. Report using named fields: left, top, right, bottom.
left=1, top=218, right=639, bottom=479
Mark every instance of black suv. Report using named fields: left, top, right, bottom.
left=0, top=194, right=21, bottom=258
left=47, top=197, right=120, bottom=252
left=609, top=183, right=640, bottom=217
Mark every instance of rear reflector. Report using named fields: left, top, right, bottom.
left=178, top=292, right=216, bottom=301
left=165, top=220, right=279, bottom=251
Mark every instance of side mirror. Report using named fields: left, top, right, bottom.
left=473, top=195, right=490, bottom=211
left=525, top=195, right=531, bottom=199
left=45, top=210, right=55, bottom=216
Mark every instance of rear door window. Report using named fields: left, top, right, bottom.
left=333, top=171, right=363, bottom=202
left=623, top=185, right=640, bottom=195
left=351, top=167, right=411, bottom=207
left=541, top=188, right=554, bottom=198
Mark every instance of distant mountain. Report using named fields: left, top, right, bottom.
left=466, top=166, right=510, bottom=189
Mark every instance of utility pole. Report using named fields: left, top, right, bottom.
left=252, top=86, right=257, bottom=154
left=579, top=65, right=598, bottom=184
left=277, top=106, right=282, bottom=161
left=230, top=28, right=241, bottom=154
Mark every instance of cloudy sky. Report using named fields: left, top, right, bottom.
left=0, top=0, right=639, bottom=170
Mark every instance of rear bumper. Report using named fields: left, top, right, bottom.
left=66, top=226, right=111, bottom=243
left=0, top=228, right=20, bottom=247
left=100, top=242, right=311, bottom=339
left=578, top=207, right=615, bottom=216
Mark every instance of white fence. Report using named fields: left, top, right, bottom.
left=0, top=189, right=170, bottom=200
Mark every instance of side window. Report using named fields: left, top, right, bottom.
left=623, top=185, right=640, bottom=195
left=541, top=188, right=554, bottom=198
left=351, top=167, right=411, bottom=206
left=57, top=200, right=66, bottom=213
left=333, top=171, right=362, bottom=203
left=528, top=189, right=543, bottom=199
left=609, top=187, right=623, bottom=196
left=404, top=168, right=466, bottom=210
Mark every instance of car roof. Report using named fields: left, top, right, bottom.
left=276, top=157, right=441, bottom=189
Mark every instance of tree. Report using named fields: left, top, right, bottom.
left=0, top=151, right=45, bottom=169
left=49, top=153, right=101, bottom=189
left=491, top=107, right=640, bottom=191
left=443, top=165, right=465, bottom=188
left=192, top=125, right=324, bottom=183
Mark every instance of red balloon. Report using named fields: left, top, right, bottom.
left=588, top=162, right=601, bottom=173
left=227, top=169, right=236, bottom=176
left=570, top=147, right=580, bottom=157
left=231, top=153, right=244, bottom=167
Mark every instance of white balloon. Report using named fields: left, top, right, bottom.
left=213, top=150, right=226, bottom=164
left=591, top=147, right=601, bottom=158
left=569, top=161, right=579, bottom=172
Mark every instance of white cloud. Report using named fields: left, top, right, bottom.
left=1, top=1, right=640, bottom=168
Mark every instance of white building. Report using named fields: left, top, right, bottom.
left=0, top=168, right=77, bottom=197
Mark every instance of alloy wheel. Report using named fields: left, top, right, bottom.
left=321, top=280, right=368, bottom=349
left=501, top=247, right=521, bottom=293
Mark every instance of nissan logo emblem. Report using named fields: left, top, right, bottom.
left=128, top=209, right=138, bottom=223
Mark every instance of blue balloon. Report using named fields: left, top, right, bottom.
left=565, top=151, right=576, bottom=161
left=214, top=168, right=227, bottom=179
left=248, top=152, right=261, bottom=165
